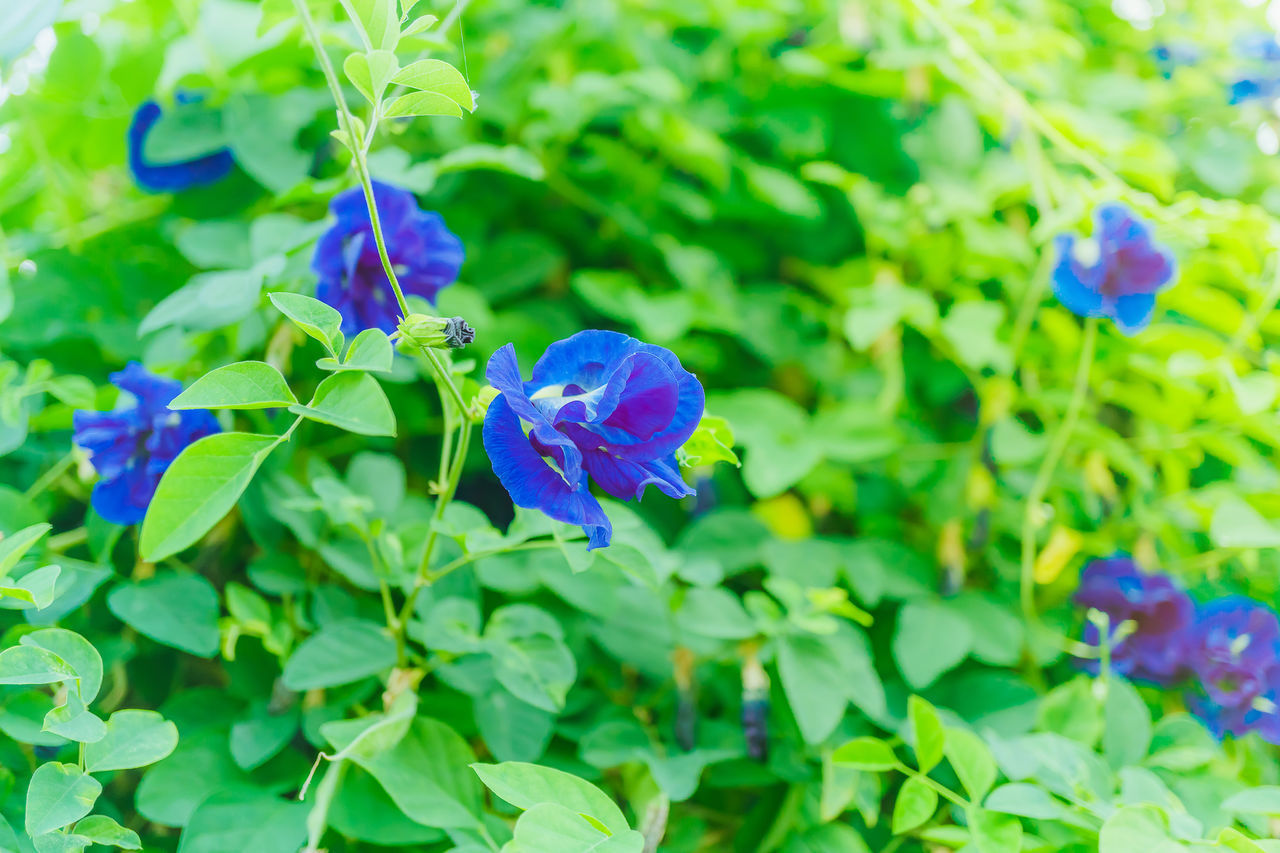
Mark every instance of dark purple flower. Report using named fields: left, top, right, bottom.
left=482, top=330, right=705, bottom=549
left=127, top=98, right=234, bottom=193
left=312, top=181, right=464, bottom=335
left=1051, top=203, right=1176, bottom=335
left=1183, top=596, right=1280, bottom=742
left=73, top=363, right=220, bottom=525
left=1074, top=557, right=1194, bottom=684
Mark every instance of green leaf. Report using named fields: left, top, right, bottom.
left=0, top=521, right=50, bottom=577
left=944, top=728, right=997, bottom=802
left=338, top=717, right=481, bottom=828
left=43, top=693, right=106, bottom=744
left=25, top=763, right=101, bottom=838
left=505, top=803, right=644, bottom=853
left=1224, top=787, right=1280, bottom=815
left=831, top=737, right=898, bottom=771
left=489, top=633, right=577, bottom=713
left=1219, top=828, right=1268, bottom=853
left=391, top=59, right=475, bottom=111
left=383, top=91, right=464, bottom=119
left=0, top=564, right=59, bottom=608
left=32, top=832, right=90, bottom=853
left=967, top=806, right=1023, bottom=853
left=473, top=762, right=630, bottom=836
left=1098, top=806, right=1178, bottom=853
left=176, top=790, right=308, bottom=853
left=170, top=362, right=297, bottom=410
left=140, top=433, right=281, bottom=562
left=777, top=633, right=849, bottom=745
left=344, top=49, right=398, bottom=104
left=290, top=372, right=397, bottom=436
left=0, top=645, right=77, bottom=685
left=141, top=101, right=226, bottom=162
left=892, top=599, right=973, bottom=689
left=269, top=292, right=345, bottom=356
left=223, top=92, right=318, bottom=194
left=86, top=710, right=179, bottom=772
left=107, top=572, right=221, bottom=657
left=21, top=629, right=103, bottom=703
left=1210, top=496, right=1280, bottom=548
left=317, top=328, right=394, bottom=373
left=1103, top=678, right=1152, bottom=768
left=891, top=776, right=937, bottom=834
left=344, top=0, right=398, bottom=50
left=282, top=619, right=396, bottom=690
left=231, top=706, right=298, bottom=770
left=908, top=696, right=945, bottom=773
left=139, top=270, right=265, bottom=335
left=72, top=815, right=142, bottom=850
left=675, top=587, right=755, bottom=639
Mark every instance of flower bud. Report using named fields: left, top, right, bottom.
left=395, top=314, right=475, bottom=350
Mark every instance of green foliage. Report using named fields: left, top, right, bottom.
left=6, top=0, right=1280, bottom=850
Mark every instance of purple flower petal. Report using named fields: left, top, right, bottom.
left=127, top=100, right=234, bottom=194
left=482, top=395, right=611, bottom=549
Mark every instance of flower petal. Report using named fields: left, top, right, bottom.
left=482, top=395, right=611, bottom=548
left=582, top=451, right=694, bottom=502
left=127, top=100, right=234, bottom=194
left=1051, top=234, right=1106, bottom=318
left=1111, top=292, right=1156, bottom=335
left=111, top=362, right=182, bottom=411
left=486, top=344, right=584, bottom=488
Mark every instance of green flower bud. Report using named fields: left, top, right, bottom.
left=394, top=314, right=476, bottom=350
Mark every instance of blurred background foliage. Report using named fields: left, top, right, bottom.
left=6, top=0, right=1280, bottom=850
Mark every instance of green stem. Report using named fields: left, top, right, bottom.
left=302, top=759, right=347, bottom=853
left=24, top=450, right=76, bottom=499
left=893, top=762, right=970, bottom=810
left=757, top=783, right=805, bottom=853
left=1020, top=317, right=1099, bottom=637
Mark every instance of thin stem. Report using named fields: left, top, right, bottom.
left=421, top=345, right=471, bottom=417
left=893, top=762, right=970, bottom=810
left=1020, top=317, right=1099, bottom=637
left=24, top=451, right=76, bottom=499
left=302, top=759, right=346, bottom=853
left=295, top=0, right=474, bottom=420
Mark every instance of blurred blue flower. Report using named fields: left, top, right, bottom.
left=1235, top=32, right=1280, bottom=63
left=1183, top=596, right=1280, bottom=741
left=1229, top=75, right=1280, bottom=104
left=127, top=98, right=235, bottom=193
left=1152, top=42, right=1200, bottom=78
left=73, top=363, right=220, bottom=525
left=482, top=330, right=705, bottom=549
left=1074, top=556, right=1194, bottom=685
left=312, top=181, right=464, bottom=335
left=1051, top=202, right=1176, bottom=335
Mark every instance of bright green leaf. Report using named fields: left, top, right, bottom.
left=170, top=362, right=297, bottom=410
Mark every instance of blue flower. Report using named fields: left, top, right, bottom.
left=72, top=363, right=220, bottom=525
left=482, top=330, right=705, bottom=549
left=1051, top=202, right=1176, bottom=335
left=1229, top=75, right=1280, bottom=104
left=1152, top=43, right=1200, bottom=78
left=312, top=181, right=464, bottom=335
left=1183, top=596, right=1280, bottom=742
left=127, top=98, right=235, bottom=193
left=1073, top=557, right=1194, bottom=685
left=1235, top=32, right=1280, bottom=63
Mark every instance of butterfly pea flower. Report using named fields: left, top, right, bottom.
left=1073, top=557, right=1194, bottom=685
left=312, top=181, right=464, bottom=336
left=1152, top=43, right=1200, bottom=78
left=72, top=363, right=220, bottom=526
left=1183, top=596, right=1280, bottom=742
left=127, top=97, right=235, bottom=193
left=482, top=330, right=705, bottom=549
left=1051, top=202, right=1176, bottom=335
